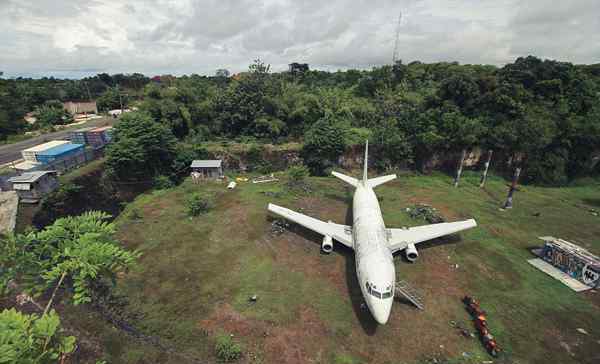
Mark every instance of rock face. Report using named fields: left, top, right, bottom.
left=0, top=190, right=18, bottom=234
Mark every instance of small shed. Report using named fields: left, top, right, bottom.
left=8, top=171, right=59, bottom=203
left=191, top=160, right=223, bottom=179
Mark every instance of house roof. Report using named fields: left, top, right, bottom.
left=8, top=170, right=56, bottom=183
left=191, top=160, right=222, bottom=168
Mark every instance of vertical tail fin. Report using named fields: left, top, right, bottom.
left=363, top=140, right=369, bottom=185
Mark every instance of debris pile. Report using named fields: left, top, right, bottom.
left=252, top=174, right=279, bottom=184
left=406, top=204, right=445, bottom=224
left=463, top=296, right=501, bottom=357
left=270, top=219, right=289, bottom=235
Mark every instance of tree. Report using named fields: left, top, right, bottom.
left=34, top=100, right=72, bottom=126
left=301, top=114, right=347, bottom=175
left=97, top=87, right=127, bottom=111
left=0, top=309, right=76, bottom=364
left=215, top=69, right=230, bottom=78
left=1, top=211, right=140, bottom=307
left=105, top=112, right=177, bottom=181
left=371, top=118, right=413, bottom=171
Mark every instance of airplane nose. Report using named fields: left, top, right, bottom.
left=371, top=301, right=392, bottom=325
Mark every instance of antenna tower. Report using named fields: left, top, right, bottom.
left=392, top=11, right=402, bottom=64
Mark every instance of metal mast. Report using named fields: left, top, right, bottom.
left=392, top=11, right=402, bottom=64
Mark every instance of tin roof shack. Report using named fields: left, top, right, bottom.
left=8, top=171, right=58, bottom=203
left=533, top=236, right=600, bottom=290
left=36, top=143, right=85, bottom=165
left=191, top=160, right=223, bottom=179
left=21, top=140, right=70, bottom=162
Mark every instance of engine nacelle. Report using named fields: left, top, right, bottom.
left=405, top=243, right=419, bottom=262
left=322, top=235, right=333, bottom=254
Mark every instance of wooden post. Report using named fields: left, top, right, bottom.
left=503, top=167, right=521, bottom=209
left=453, top=148, right=467, bottom=188
left=479, top=149, right=493, bottom=188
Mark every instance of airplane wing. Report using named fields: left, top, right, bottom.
left=267, top=203, right=353, bottom=249
left=387, top=219, right=477, bottom=253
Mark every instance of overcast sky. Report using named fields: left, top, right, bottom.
left=1, top=0, right=599, bottom=78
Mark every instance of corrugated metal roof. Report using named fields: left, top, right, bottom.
left=14, top=160, right=42, bottom=171
left=22, top=140, right=70, bottom=153
left=90, top=126, right=113, bottom=132
left=191, top=160, right=222, bottom=168
left=37, top=143, right=84, bottom=157
left=73, top=127, right=96, bottom=133
left=8, top=170, right=56, bottom=183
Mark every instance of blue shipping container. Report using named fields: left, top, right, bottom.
left=36, top=143, right=84, bottom=164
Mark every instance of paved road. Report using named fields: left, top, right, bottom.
left=0, top=117, right=115, bottom=165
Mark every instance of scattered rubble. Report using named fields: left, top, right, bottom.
left=406, top=204, right=446, bottom=224
left=270, top=219, right=289, bottom=235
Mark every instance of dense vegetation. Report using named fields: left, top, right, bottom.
left=3, top=57, right=600, bottom=184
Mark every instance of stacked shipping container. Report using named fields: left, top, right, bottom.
left=68, top=126, right=113, bottom=147
left=21, top=140, right=70, bottom=162
left=35, top=143, right=84, bottom=164
left=68, top=127, right=95, bottom=145
left=86, top=126, right=113, bottom=147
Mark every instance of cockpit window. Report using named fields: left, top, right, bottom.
left=366, top=281, right=385, bottom=299
left=382, top=291, right=392, bottom=299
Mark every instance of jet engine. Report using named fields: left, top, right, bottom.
left=322, top=235, right=333, bottom=254
left=405, top=243, right=419, bottom=262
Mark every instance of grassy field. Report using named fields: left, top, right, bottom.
left=66, top=170, right=600, bottom=364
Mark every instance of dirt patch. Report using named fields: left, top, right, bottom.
left=263, top=306, right=329, bottom=364
left=199, top=304, right=329, bottom=364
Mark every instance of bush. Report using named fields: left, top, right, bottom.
left=154, top=175, right=174, bottom=189
left=287, top=164, right=309, bottom=183
left=186, top=193, right=214, bottom=216
left=285, top=165, right=312, bottom=194
left=214, top=333, right=243, bottom=362
left=246, top=145, right=273, bottom=174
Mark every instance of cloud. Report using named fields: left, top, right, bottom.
left=0, top=0, right=598, bottom=78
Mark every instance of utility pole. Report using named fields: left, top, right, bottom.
left=392, top=11, right=402, bottom=64
left=83, top=80, right=92, bottom=101
left=117, top=84, right=123, bottom=113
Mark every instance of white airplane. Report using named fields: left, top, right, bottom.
left=267, top=141, right=477, bottom=324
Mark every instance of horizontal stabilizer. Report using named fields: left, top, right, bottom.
left=368, top=174, right=397, bottom=188
left=332, top=171, right=359, bottom=188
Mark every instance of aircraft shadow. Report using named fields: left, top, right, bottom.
left=267, top=195, right=379, bottom=336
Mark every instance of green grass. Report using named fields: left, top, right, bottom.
left=71, top=171, right=599, bottom=364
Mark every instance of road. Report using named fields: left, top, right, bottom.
left=0, top=117, right=115, bottom=165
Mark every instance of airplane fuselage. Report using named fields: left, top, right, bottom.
left=352, top=184, right=395, bottom=324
